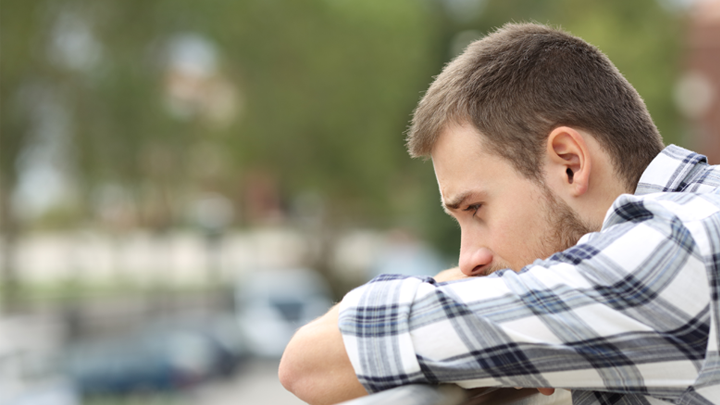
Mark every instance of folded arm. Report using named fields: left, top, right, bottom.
left=279, top=268, right=557, bottom=404
left=279, top=304, right=368, bottom=405
left=336, top=201, right=709, bottom=398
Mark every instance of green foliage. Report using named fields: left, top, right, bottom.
left=215, top=0, right=440, bottom=213
left=1, top=0, right=684, bottom=260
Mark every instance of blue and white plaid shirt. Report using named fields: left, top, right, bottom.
left=339, top=145, right=720, bottom=404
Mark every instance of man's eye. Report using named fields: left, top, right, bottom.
left=464, top=204, right=481, bottom=217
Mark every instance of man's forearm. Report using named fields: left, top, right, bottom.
left=279, top=304, right=368, bottom=405
left=278, top=270, right=464, bottom=404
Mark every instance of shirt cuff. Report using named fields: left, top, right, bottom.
left=338, top=274, right=430, bottom=393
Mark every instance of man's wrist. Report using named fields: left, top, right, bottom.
left=433, top=267, right=471, bottom=282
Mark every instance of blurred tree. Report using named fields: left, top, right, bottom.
left=0, top=0, right=684, bottom=300
left=0, top=0, right=39, bottom=310
left=207, top=0, right=441, bottom=221
left=1, top=0, right=443, bottom=298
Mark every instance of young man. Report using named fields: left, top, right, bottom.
left=279, top=23, right=720, bottom=405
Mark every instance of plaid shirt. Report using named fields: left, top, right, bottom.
left=339, top=145, right=720, bottom=404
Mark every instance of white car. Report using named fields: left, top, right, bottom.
left=235, top=268, right=333, bottom=358
left=0, top=316, right=79, bottom=405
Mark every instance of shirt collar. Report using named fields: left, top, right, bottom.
left=634, top=144, right=708, bottom=195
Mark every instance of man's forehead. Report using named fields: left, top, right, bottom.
left=432, top=126, right=532, bottom=214
left=432, top=121, right=486, bottom=149
left=430, top=123, right=505, bottom=175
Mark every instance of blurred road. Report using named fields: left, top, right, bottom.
left=189, top=358, right=306, bottom=405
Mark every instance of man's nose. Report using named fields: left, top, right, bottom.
left=459, top=245, right=494, bottom=276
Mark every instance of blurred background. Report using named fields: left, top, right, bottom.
left=1, top=0, right=719, bottom=404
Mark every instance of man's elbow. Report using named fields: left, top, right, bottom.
left=278, top=325, right=333, bottom=404
left=278, top=305, right=367, bottom=405
left=278, top=330, right=307, bottom=398
left=278, top=339, right=304, bottom=397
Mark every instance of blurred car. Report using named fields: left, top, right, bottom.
left=369, top=235, right=446, bottom=280
left=63, top=314, right=246, bottom=397
left=150, top=313, right=248, bottom=377
left=0, top=316, right=79, bottom=405
left=234, top=267, right=334, bottom=357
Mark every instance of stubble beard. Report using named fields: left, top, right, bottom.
left=539, top=185, right=597, bottom=259
left=471, top=184, right=599, bottom=276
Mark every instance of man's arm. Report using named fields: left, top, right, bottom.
left=279, top=304, right=367, bottom=405
left=280, top=269, right=555, bottom=403
left=278, top=269, right=467, bottom=404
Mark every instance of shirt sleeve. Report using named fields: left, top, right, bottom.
left=338, top=194, right=713, bottom=399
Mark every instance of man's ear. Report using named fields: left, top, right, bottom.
left=546, top=126, right=591, bottom=197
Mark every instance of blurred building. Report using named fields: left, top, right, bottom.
left=682, top=0, right=720, bottom=163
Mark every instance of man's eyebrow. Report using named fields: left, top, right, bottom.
left=442, top=191, right=473, bottom=211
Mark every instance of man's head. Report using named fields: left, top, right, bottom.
left=407, top=23, right=664, bottom=192
left=408, top=23, right=665, bottom=275
left=432, top=122, right=602, bottom=274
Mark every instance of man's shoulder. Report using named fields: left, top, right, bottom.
left=607, top=190, right=720, bottom=224
left=590, top=190, right=720, bottom=263
left=636, top=144, right=720, bottom=195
